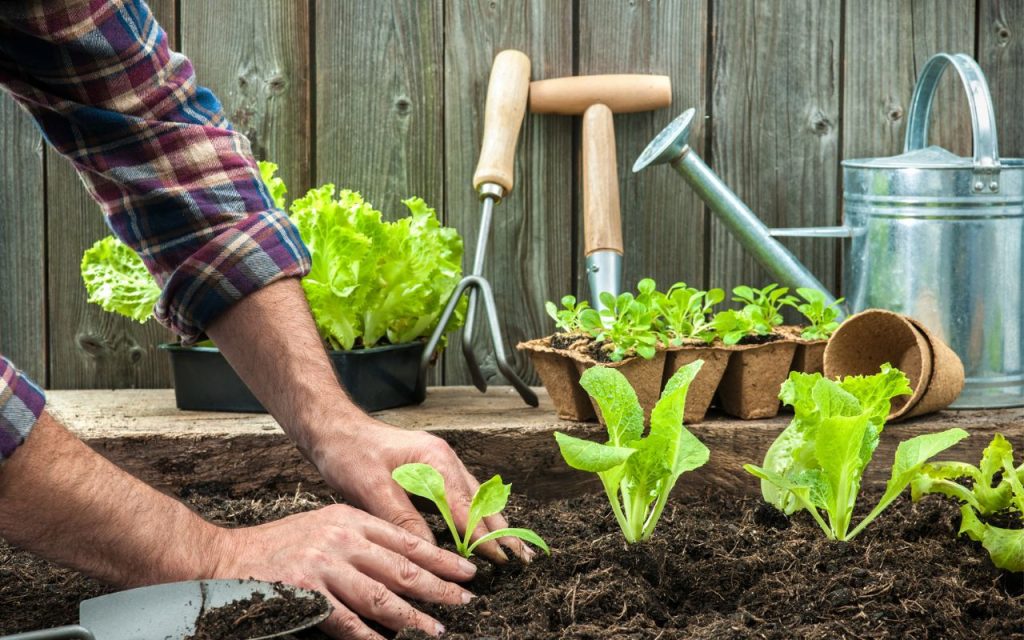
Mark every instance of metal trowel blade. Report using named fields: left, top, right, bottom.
left=79, top=579, right=330, bottom=640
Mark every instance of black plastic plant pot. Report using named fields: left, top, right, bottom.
left=160, top=341, right=428, bottom=414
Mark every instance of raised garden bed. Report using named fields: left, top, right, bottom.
left=4, top=388, right=1023, bottom=638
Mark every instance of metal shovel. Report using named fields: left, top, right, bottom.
left=0, top=579, right=330, bottom=640
left=419, top=50, right=538, bottom=407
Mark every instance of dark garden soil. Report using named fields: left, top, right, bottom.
left=2, top=488, right=1024, bottom=639
left=185, top=583, right=328, bottom=640
left=736, top=332, right=783, bottom=346
left=549, top=332, right=590, bottom=352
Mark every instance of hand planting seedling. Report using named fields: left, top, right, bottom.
left=732, top=283, right=796, bottom=330
left=911, top=434, right=1024, bottom=571
left=745, top=365, right=969, bottom=541
left=794, top=287, right=844, bottom=340
left=653, top=283, right=724, bottom=346
left=554, top=361, right=710, bottom=543
left=578, top=279, right=661, bottom=361
left=391, top=463, right=549, bottom=558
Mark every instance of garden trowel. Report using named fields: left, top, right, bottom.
left=0, top=579, right=330, bottom=640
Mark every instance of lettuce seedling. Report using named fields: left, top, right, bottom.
left=653, top=283, right=724, bottom=346
left=391, top=463, right=549, bottom=558
left=710, top=308, right=762, bottom=345
left=745, top=366, right=968, bottom=541
left=554, top=361, right=710, bottom=543
left=795, top=288, right=844, bottom=341
left=732, top=284, right=796, bottom=329
left=912, top=434, right=1024, bottom=571
left=545, top=295, right=592, bottom=334
left=578, top=285, right=660, bottom=361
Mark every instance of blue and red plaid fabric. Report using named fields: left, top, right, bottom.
left=0, top=0, right=312, bottom=461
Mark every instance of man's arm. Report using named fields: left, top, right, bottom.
left=0, top=410, right=476, bottom=639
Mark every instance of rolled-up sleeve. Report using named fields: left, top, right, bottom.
left=0, top=0, right=311, bottom=343
left=0, top=358, right=45, bottom=462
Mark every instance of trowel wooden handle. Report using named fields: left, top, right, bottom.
left=583, top=104, right=623, bottom=256
left=530, top=74, right=671, bottom=115
left=473, top=50, right=531, bottom=194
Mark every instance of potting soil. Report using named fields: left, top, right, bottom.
left=184, top=583, right=328, bottom=640
left=2, top=489, right=1022, bottom=639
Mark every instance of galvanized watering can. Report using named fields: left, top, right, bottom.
left=633, top=53, right=1024, bottom=409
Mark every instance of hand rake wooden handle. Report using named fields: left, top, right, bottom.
left=472, top=50, right=531, bottom=194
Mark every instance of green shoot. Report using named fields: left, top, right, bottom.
left=732, top=284, right=796, bottom=330
left=391, top=463, right=549, bottom=558
left=653, top=283, right=724, bottom=346
left=795, top=288, right=844, bottom=340
left=545, top=295, right=591, bottom=334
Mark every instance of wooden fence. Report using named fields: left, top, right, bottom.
left=1, top=0, right=1022, bottom=390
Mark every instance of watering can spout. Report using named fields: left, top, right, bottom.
left=633, top=108, right=844, bottom=314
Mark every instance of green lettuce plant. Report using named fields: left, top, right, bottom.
left=290, top=183, right=465, bottom=350
left=653, top=283, right=724, bottom=346
left=391, top=463, right=549, bottom=558
left=710, top=308, right=762, bottom=345
left=745, top=366, right=968, bottom=541
left=795, top=288, right=844, bottom=341
left=81, top=236, right=161, bottom=324
left=81, top=161, right=465, bottom=352
left=911, top=434, right=1024, bottom=571
left=554, top=361, right=710, bottom=543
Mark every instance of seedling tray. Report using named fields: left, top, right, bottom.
left=160, top=341, right=426, bottom=414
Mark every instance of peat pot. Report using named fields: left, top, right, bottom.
left=160, top=342, right=427, bottom=413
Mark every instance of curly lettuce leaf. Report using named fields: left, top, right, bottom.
left=289, top=186, right=465, bottom=350
left=81, top=236, right=161, bottom=323
left=258, top=160, right=288, bottom=210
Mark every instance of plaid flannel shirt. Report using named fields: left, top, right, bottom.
left=0, top=0, right=312, bottom=461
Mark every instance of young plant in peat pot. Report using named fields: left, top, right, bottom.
left=782, top=287, right=844, bottom=374
left=572, top=279, right=667, bottom=421
left=711, top=284, right=798, bottom=419
left=80, top=162, right=466, bottom=413
left=517, top=296, right=597, bottom=421
left=653, top=282, right=727, bottom=423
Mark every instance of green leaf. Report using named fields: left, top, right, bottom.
left=391, top=462, right=448, bottom=506
left=848, top=428, right=970, bottom=540
left=959, top=506, right=1024, bottom=572
left=814, top=412, right=872, bottom=539
left=648, top=360, right=710, bottom=478
left=467, top=527, right=550, bottom=556
left=578, top=367, right=644, bottom=445
left=554, top=432, right=636, bottom=473
left=837, top=364, right=912, bottom=425
left=463, top=475, right=511, bottom=548
left=81, top=236, right=161, bottom=323
left=258, top=160, right=288, bottom=210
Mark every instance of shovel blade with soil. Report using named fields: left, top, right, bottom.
left=1, top=579, right=330, bottom=640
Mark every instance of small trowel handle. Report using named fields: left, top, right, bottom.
left=0, top=626, right=95, bottom=640
left=472, top=49, right=531, bottom=196
left=582, top=103, right=623, bottom=308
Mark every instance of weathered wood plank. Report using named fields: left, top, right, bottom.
left=843, top=0, right=975, bottom=165
left=577, top=0, right=708, bottom=293
left=51, top=387, right=1024, bottom=500
left=315, top=0, right=443, bottom=221
left=180, top=0, right=311, bottom=195
left=44, top=0, right=179, bottom=389
left=709, top=1, right=841, bottom=300
left=442, top=0, right=575, bottom=387
left=978, top=0, right=1024, bottom=157
left=0, top=99, right=46, bottom=384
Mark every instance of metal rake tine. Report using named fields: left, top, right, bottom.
left=460, top=286, right=488, bottom=392
left=472, top=277, right=539, bottom=407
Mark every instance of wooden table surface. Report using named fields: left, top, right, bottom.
left=49, top=387, right=1024, bottom=500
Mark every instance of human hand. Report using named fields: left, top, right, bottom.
left=310, top=417, right=535, bottom=564
left=210, top=503, right=477, bottom=639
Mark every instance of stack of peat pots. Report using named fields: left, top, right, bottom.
left=520, top=308, right=964, bottom=424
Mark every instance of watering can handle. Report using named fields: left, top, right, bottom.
left=904, top=53, right=1000, bottom=172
